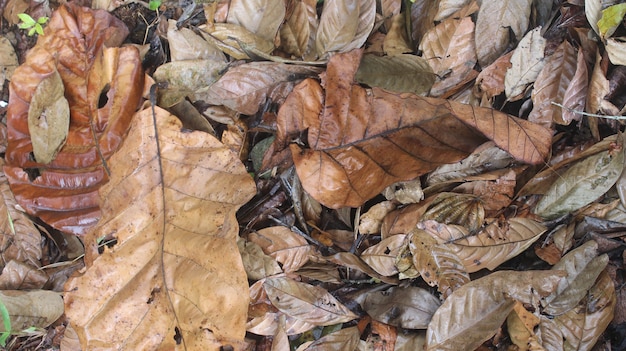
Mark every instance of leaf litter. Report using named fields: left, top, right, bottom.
left=0, top=0, right=625, bottom=350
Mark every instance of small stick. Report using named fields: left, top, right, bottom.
left=552, top=102, right=626, bottom=120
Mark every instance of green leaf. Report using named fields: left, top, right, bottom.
left=0, top=299, right=11, bottom=347
left=17, top=13, right=36, bottom=26
left=598, top=3, right=626, bottom=39
left=28, top=27, right=36, bottom=36
left=36, top=16, right=49, bottom=24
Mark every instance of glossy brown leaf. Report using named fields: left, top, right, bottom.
left=281, top=49, right=551, bottom=208
left=4, top=4, right=144, bottom=235
left=64, top=106, right=256, bottom=350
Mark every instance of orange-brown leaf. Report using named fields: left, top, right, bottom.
left=4, top=4, right=143, bottom=235
left=282, top=50, right=550, bottom=208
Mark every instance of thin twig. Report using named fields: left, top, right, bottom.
left=551, top=102, right=626, bottom=120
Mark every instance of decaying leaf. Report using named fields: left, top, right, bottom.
left=238, top=237, right=283, bottom=280
left=533, top=135, right=626, bottom=220
left=419, top=218, right=547, bottom=273
left=358, top=201, right=396, bottom=235
left=434, top=0, right=473, bottom=21
left=167, top=19, right=226, bottom=62
left=64, top=106, right=256, bottom=350
left=279, top=0, right=317, bottom=59
left=355, top=54, right=435, bottom=96
left=0, top=290, right=63, bottom=332
left=407, top=229, right=469, bottom=298
left=263, top=276, right=358, bottom=326
left=606, top=37, right=626, bottom=66
left=281, top=49, right=551, bottom=209
left=5, top=4, right=144, bottom=235
left=200, top=23, right=275, bottom=60
left=361, top=286, right=441, bottom=329
left=0, top=37, right=18, bottom=92
left=421, top=193, right=485, bottom=232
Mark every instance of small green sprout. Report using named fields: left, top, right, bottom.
left=148, top=0, right=161, bottom=11
left=17, top=13, right=49, bottom=36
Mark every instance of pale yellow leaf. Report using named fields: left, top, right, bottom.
left=227, top=0, right=286, bottom=42
left=505, top=26, right=546, bottom=100
left=606, top=37, right=626, bottom=66
left=28, top=68, right=69, bottom=164
left=585, top=0, right=603, bottom=36
left=475, top=0, right=531, bottom=67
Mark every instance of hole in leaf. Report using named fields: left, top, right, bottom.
left=24, top=167, right=41, bottom=181
left=146, top=287, right=160, bottom=304
left=220, top=345, right=234, bottom=351
left=174, top=327, right=182, bottom=345
left=98, top=84, right=110, bottom=109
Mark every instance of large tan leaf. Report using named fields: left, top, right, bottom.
left=361, top=286, right=441, bottom=329
left=64, top=106, right=256, bottom=350
left=426, top=270, right=564, bottom=351
left=419, top=16, right=477, bottom=97
left=227, top=0, right=286, bottom=42
left=528, top=40, right=578, bottom=128
left=355, top=54, right=435, bottom=95
left=533, top=136, right=625, bottom=220
left=505, top=26, right=546, bottom=100
left=408, top=229, right=469, bottom=298
left=263, top=276, right=358, bottom=326
left=314, top=0, right=375, bottom=58
left=554, top=270, right=616, bottom=351
left=419, top=218, right=546, bottom=273
left=199, top=61, right=321, bottom=115
left=281, top=49, right=551, bottom=208
left=475, top=0, right=531, bottom=67
left=543, top=240, right=609, bottom=316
